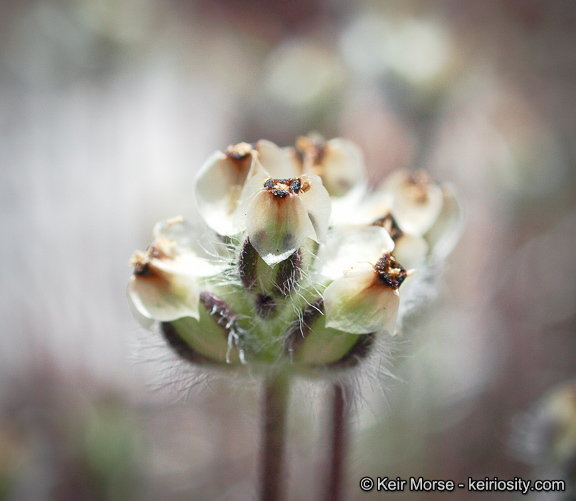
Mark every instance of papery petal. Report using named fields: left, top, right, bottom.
left=424, top=184, right=463, bottom=259
left=381, top=169, right=443, bottom=235
left=195, top=146, right=255, bottom=236
left=393, top=233, right=429, bottom=269
left=324, top=263, right=400, bottom=334
left=237, top=164, right=271, bottom=212
left=297, top=173, right=331, bottom=243
left=256, top=140, right=299, bottom=178
left=244, top=190, right=316, bottom=266
left=127, top=261, right=200, bottom=323
left=317, top=138, right=367, bottom=198
left=320, top=226, right=394, bottom=280
left=153, top=217, right=231, bottom=264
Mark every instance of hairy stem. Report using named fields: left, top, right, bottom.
left=260, top=371, right=290, bottom=501
left=325, top=382, right=349, bottom=501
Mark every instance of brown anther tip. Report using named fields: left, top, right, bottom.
left=148, top=246, right=164, bottom=259
left=372, top=213, right=403, bottom=241
left=374, top=253, right=407, bottom=289
left=133, top=262, right=152, bottom=277
left=225, top=142, right=253, bottom=160
left=295, top=134, right=326, bottom=167
left=264, top=177, right=310, bottom=198
left=128, top=250, right=147, bottom=268
left=406, top=170, right=434, bottom=204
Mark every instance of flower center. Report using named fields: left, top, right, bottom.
left=264, top=177, right=310, bottom=198
left=374, top=253, right=407, bottom=289
left=372, top=213, right=404, bottom=241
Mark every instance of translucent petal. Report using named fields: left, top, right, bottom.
left=381, top=169, right=444, bottom=235
left=195, top=149, right=255, bottom=236
left=297, top=173, right=331, bottom=243
left=244, top=190, right=316, bottom=266
left=318, top=138, right=367, bottom=198
left=256, top=140, right=299, bottom=178
left=324, top=263, right=400, bottom=334
left=126, top=264, right=200, bottom=323
left=334, top=190, right=393, bottom=229
left=320, top=226, right=394, bottom=280
left=154, top=252, right=222, bottom=277
left=424, top=184, right=463, bottom=259
left=153, top=217, right=231, bottom=264
left=393, top=233, right=429, bottom=269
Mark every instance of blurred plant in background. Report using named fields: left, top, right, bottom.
left=513, top=381, right=576, bottom=500
left=2, top=0, right=576, bottom=499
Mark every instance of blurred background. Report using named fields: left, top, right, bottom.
left=1, top=0, right=576, bottom=499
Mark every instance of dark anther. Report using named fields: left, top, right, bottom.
left=149, top=246, right=164, bottom=259
left=271, top=188, right=289, bottom=198
left=133, top=262, right=152, bottom=276
left=255, top=294, right=277, bottom=319
left=372, top=213, right=403, bottom=241
left=290, top=179, right=302, bottom=193
left=374, top=254, right=407, bottom=289
left=264, top=177, right=308, bottom=198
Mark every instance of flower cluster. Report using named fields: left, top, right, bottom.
left=127, top=136, right=460, bottom=374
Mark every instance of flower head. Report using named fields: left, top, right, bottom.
left=127, top=136, right=461, bottom=374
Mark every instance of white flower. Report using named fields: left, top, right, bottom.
left=127, top=217, right=223, bottom=325
left=320, top=226, right=406, bottom=334
left=234, top=163, right=331, bottom=265
left=195, top=140, right=298, bottom=236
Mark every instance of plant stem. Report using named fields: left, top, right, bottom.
left=260, top=370, right=290, bottom=501
left=324, top=382, right=349, bottom=501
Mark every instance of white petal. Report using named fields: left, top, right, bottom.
left=320, top=226, right=394, bottom=280
left=297, top=173, right=331, bottom=242
left=195, top=149, right=255, bottom=235
left=324, top=264, right=400, bottom=334
left=156, top=252, right=222, bottom=278
left=335, top=190, right=394, bottom=229
left=424, top=184, right=463, bottom=259
left=393, top=233, right=429, bottom=269
left=381, top=169, right=444, bottom=235
left=255, top=140, right=299, bottom=178
left=126, top=266, right=200, bottom=323
left=153, top=217, right=231, bottom=265
left=244, top=190, right=316, bottom=266
left=319, top=138, right=367, bottom=197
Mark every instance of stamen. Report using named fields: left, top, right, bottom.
left=263, top=177, right=310, bottom=198
left=374, top=253, right=407, bottom=289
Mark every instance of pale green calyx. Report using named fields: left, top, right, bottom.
left=127, top=135, right=461, bottom=374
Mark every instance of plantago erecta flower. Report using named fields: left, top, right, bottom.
left=127, top=135, right=461, bottom=373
